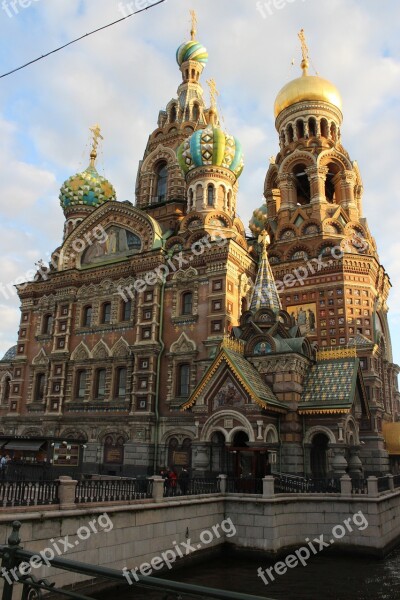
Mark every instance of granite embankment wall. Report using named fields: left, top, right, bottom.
left=1, top=481, right=400, bottom=596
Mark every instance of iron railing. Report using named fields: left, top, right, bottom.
left=0, top=481, right=59, bottom=507
left=393, top=474, right=400, bottom=489
left=274, top=474, right=340, bottom=494
left=163, top=478, right=221, bottom=497
left=225, top=478, right=263, bottom=494
left=75, top=478, right=152, bottom=503
left=351, top=478, right=368, bottom=494
left=0, top=521, right=274, bottom=600
left=377, top=476, right=391, bottom=493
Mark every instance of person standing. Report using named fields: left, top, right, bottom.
left=0, top=455, right=9, bottom=480
left=179, top=467, right=190, bottom=495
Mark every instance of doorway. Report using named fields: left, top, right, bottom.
left=310, top=433, right=329, bottom=477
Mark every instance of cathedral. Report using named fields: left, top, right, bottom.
left=0, top=17, right=399, bottom=479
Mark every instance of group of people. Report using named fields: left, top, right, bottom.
left=160, top=467, right=190, bottom=496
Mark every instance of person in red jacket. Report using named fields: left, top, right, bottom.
left=167, top=468, right=177, bottom=495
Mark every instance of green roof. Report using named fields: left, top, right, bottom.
left=300, top=357, right=359, bottom=413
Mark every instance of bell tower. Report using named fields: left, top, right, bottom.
left=255, top=31, right=400, bottom=469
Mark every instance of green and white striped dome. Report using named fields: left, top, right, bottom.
left=177, top=124, right=244, bottom=179
left=176, top=40, right=208, bottom=67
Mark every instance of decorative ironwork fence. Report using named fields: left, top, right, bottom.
left=0, top=481, right=59, bottom=508
left=274, top=474, right=341, bottom=494
left=75, top=479, right=152, bottom=503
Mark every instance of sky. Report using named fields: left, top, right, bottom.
left=0, top=0, right=399, bottom=363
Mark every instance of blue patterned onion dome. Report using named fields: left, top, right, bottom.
left=177, top=124, right=244, bottom=179
left=59, top=163, right=116, bottom=211
left=249, top=204, right=268, bottom=236
left=176, top=40, right=208, bottom=67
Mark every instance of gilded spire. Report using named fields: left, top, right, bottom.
left=250, top=232, right=282, bottom=314
left=190, top=9, right=197, bottom=41
left=89, top=124, right=103, bottom=167
left=298, top=28, right=309, bottom=76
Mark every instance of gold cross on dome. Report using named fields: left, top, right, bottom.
left=258, top=230, right=270, bottom=253
left=298, top=29, right=309, bottom=63
left=190, top=9, right=197, bottom=41
left=90, top=124, right=103, bottom=154
left=207, top=78, right=219, bottom=110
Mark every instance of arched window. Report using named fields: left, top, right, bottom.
left=156, top=162, right=168, bottom=202
left=121, top=299, right=132, bottom=322
left=178, top=364, right=190, bottom=397
left=115, top=367, right=127, bottom=398
left=321, top=118, right=329, bottom=138
left=296, top=120, right=305, bottom=139
left=3, top=376, right=11, bottom=403
left=207, top=184, right=214, bottom=207
left=82, top=306, right=92, bottom=327
left=181, top=292, right=193, bottom=316
left=287, top=124, right=294, bottom=143
left=193, top=103, right=200, bottom=122
left=42, top=314, right=53, bottom=335
left=309, top=117, right=317, bottom=137
left=293, top=164, right=311, bottom=205
left=170, top=104, right=177, bottom=123
left=34, top=373, right=46, bottom=402
left=101, top=302, right=111, bottom=324
left=76, top=370, right=87, bottom=399
left=95, top=369, right=106, bottom=399
left=330, top=122, right=337, bottom=142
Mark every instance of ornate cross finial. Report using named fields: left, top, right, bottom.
left=190, top=9, right=197, bottom=41
left=258, top=230, right=270, bottom=254
left=207, top=78, right=219, bottom=110
left=298, top=28, right=310, bottom=74
left=89, top=124, right=103, bottom=166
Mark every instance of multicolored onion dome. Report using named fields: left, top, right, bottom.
left=177, top=124, right=244, bottom=179
left=59, top=164, right=116, bottom=211
left=249, top=204, right=268, bottom=236
left=176, top=40, right=208, bottom=67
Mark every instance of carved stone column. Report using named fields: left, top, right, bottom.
left=277, top=173, right=296, bottom=210
left=306, top=166, right=329, bottom=204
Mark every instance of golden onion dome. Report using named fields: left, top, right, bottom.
left=274, top=29, right=342, bottom=119
left=274, top=70, right=342, bottom=118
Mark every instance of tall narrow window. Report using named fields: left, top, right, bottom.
left=116, top=367, right=127, bottom=398
left=207, top=184, right=214, bottom=207
left=83, top=306, right=92, bottom=327
left=102, top=302, right=111, bottom=324
left=121, top=299, right=132, bottom=322
left=156, top=162, right=168, bottom=202
left=43, top=314, right=53, bottom=335
left=181, top=292, right=193, bottom=316
left=178, top=364, right=190, bottom=397
left=3, top=377, right=11, bottom=403
left=193, top=103, right=200, bottom=121
left=34, top=373, right=46, bottom=402
left=96, top=369, right=106, bottom=399
left=76, top=370, right=87, bottom=399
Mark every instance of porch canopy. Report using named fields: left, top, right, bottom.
left=3, top=440, right=46, bottom=452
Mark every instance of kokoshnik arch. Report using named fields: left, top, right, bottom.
left=0, top=17, right=399, bottom=479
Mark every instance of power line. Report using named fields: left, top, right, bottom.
left=0, top=0, right=167, bottom=79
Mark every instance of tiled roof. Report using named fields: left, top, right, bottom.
left=1, top=345, right=17, bottom=362
left=300, top=357, right=359, bottom=413
left=182, top=347, right=286, bottom=413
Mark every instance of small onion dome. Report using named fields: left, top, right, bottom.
left=274, top=72, right=342, bottom=119
left=249, top=204, right=268, bottom=236
left=176, top=40, right=208, bottom=67
left=59, top=163, right=116, bottom=211
left=1, top=345, right=17, bottom=362
left=177, top=124, right=244, bottom=179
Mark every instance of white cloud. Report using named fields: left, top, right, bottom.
left=0, top=0, right=399, bottom=363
